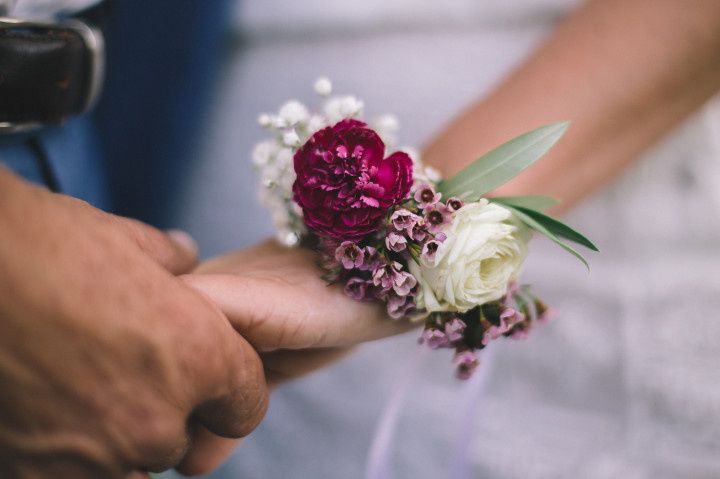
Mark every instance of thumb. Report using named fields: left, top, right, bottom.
left=114, top=217, right=198, bottom=274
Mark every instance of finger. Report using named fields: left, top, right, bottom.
left=175, top=424, right=242, bottom=476
left=114, top=217, right=198, bottom=274
left=188, top=310, right=269, bottom=440
left=262, top=347, right=352, bottom=387
left=181, top=274, right=416, bottom=351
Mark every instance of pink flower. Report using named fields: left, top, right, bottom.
left=445, top=197, right=464, bottom=212
left=453, top=350, right=479, bottom=380
left=409, top=222, right=428, bottom=242
left=421, top=240, right=442, bottom=265
left=371, top=261, right=417, bottom=296
left=385, top=232, right=408, bottom=252
left=444, top=318, right=466, bottom=342
left=424, top=203, right=452, bottom=234
left=392, top=270, right=417, bottom=296
left=419, top=328, right=449, bottom=349
left=413, top=183, right=441, bottom=209
left=482, top=307, right=524, bottom=346
left=372, top=261, right=396, bottom=291
left=390, top=208, right=422, bottom=233
left=359, top=246, right=380, bottom=271
left=293, top=119, right=413, bottom=239
left=387, top=295, right=415, bottom=319
left=344, top=277, right=369, bottom=300
left=335, top=241, right=364, bottom=270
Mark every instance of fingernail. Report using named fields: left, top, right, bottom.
left=167, top=229, right=198, bottom=255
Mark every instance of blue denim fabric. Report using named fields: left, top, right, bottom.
left=1, top=0, right=233, bottom=223
left=96, top=0, right=234, bottom=227
left=0, top=117, right=109, bottom=210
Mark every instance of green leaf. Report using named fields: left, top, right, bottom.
left=504, top=205, right=590, bottom=270
left=490, top=195, right=560, bottom=211
left=437, top=122, right=569, bottom=200
left=509, top=205, right=599, bottom=252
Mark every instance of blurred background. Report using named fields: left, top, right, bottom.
left=149, top=0, right=720, bottom=477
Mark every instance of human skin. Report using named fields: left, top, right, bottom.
left=178, top=0, right=720, bottom=474
left=171, top=241, right=414, bottom=474
left=423, top=0, right=720, bottom=211
left=0, top=169, right=269, bottom=478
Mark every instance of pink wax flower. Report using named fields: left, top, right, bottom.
left=392, top=270, right=417, bottom=296
left=387, top=295, right=415, bottom=319
left=443, top=318, right=466, bottom=343
left=421, top=240, right=442, bottom=265
left=413, top=183, right=441, bottom=209
left=390, top=208, right=422, bottom=233
left=385, top=232, right=408, bottom=252
left=372, top=261, right=397, bottom=292
left=445, top=197, right=465, bottom=212
left=293, top=119, right=413, bottom=240
left=424, top=203, right=452, bottom=234
left=453, top=350, right=479, bottom=380
left=482, top=307, right=524, bottom=346
left=372, top=261, right=417, bottom=296
left=359, top=245, right=380, bottom=271
left=344, top=277, right=369, bottom=300
left=419, top=328, right=449, bottom=349
left=335, top=241, right=365, bottom=270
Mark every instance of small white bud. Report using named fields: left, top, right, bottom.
left=340, top=96, right=363, bottom=117
left=257, top=113, right=272, bottom=127
left=252, top=141, right=277, bottom=166
left=306, top=114, right=327, bottom=135
left=323, top=95, right=364, bottom=123
left=278, top=100, right=309, bottom=126
left=283, top=129, right=301, bottom=147
left=375, top=114, right=399, bottom=133
left=276, top=147, right=294, bottom=166
left=314, top=77, right=332, bottom=96
left=424, top=166, right=442, bottom=182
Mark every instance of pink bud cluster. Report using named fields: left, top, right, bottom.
left=318, top=183, right=463, bottom=320
left=418, top=281, right=556, bottom=379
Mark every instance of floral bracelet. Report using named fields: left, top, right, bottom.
left=252, top=78, right=597, bottom=378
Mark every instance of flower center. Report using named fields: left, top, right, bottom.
left=420, top=189, right=434, bottom=202
left=428, top=210, right=444, bottom=225
left=346, top=247, right=358, bottom=259
left=448, top=199, right=462, bottom=210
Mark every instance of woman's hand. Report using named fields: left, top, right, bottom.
left=185, top=239, right=415, bottom=383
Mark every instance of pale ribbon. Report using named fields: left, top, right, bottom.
left=365, top=346, right=495, bottom=479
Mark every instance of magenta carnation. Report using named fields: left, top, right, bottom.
left=292, top=119, right=413, bottom=239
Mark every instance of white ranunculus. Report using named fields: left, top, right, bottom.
left=410, top=199, right=530, bottom=313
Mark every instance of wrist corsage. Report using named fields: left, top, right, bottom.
left=252, top=78, right=597, bottom=379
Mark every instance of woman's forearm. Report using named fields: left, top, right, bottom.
left=423, top=0, right=720, bottom=212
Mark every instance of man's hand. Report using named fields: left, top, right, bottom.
left=176, top=239, right=416, bottom=472
left=0, top=170, right=268, bottom=478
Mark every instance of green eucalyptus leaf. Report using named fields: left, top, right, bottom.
left=490, top=195, right=561, bottom=211
left=505, top=205, right=590, bottom=270
left=509, top=205, right=599, bottom=251
left=437, top=122, right=569, bottom=200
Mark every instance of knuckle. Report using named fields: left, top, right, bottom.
left=131, top=412, right=188, bottom=472
left=231, top=355, right=270, bottom=437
